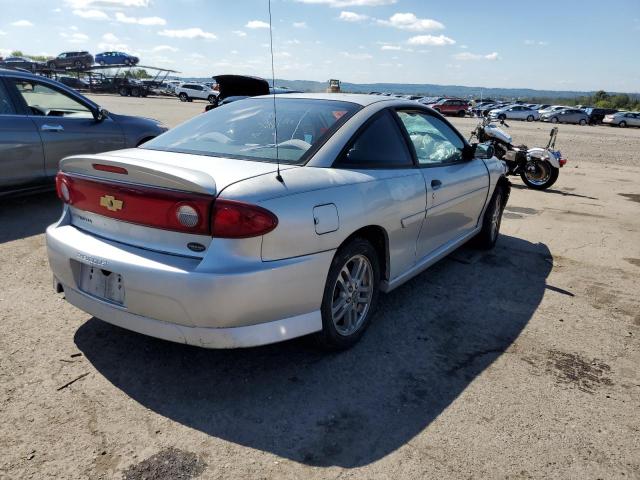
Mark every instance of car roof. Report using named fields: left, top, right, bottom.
left=252, top=92, right=402, bottom=106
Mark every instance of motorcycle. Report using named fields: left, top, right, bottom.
left=469, top=115, right=567, bottom=190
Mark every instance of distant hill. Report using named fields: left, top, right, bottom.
left=179, top=77, right=639, bottom=100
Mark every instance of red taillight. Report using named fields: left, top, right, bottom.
left=559, top=158, right=567, bottom=167
left=211, top=200, right=278, bottom=238
left=56, top=172, right=213, bottom=234
left=93, top=164, right=128, bottom=175
left=55, top=172, right=72, bottom=203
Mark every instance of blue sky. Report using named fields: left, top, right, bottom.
left=1, top=0, right=638, bottom=92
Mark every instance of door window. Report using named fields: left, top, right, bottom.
left=0, top=81, right=16, bottom=115
left=396, top=111, right=465, bottom=166
left=337, top=110, right=413, bottom=168
left=11, top=80, right=92, bottom=118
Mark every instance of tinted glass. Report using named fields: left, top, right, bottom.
left=0, top=81, right=16, bottom=115
left=397, top=110, right=464, bottom=165
left=12, top=80, right=91, bottom=117
left=338, top=110, right=413, bottom=168
left=144, top=97, right=360, bottom=164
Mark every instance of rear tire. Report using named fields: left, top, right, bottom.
left=551, top=117, right=559, bottom=123
left=130, top=87, right=140, bottom=97
left=315, top=238, right=380, bottom=350
left=520, top=160, right=559, bottom=190
left=498, top=114, right=506, bottom=120
left=475, top=185, right=506, bottom=250
left=458, top=110, right=466, bottom=117
left=526, top=115, right=534, bottom=122
left=579, top=119, right=587, bottom=126
left=118, top=86, right=129, bottom=96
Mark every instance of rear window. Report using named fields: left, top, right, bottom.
left=143, top=97, right=361, bottom=164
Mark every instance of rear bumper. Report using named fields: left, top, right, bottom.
left=62, top=286, right=321, bottom=348
left=46, top=221, right=333, bottom=348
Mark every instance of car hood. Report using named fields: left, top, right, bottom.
left=213, top=74, right=270, bottom=101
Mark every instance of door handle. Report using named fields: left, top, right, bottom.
left=431, top=179, right=442, bottom=190
left=41, top=124, right=64, bottom=132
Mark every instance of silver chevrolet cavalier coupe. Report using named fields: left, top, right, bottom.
left=46, top=94, right=509, bottom=350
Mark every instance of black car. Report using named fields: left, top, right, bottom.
left=0, top=56, right=44, bottom=72
left=58, top=76, right=89, bottom=90
left=47, top=51, right=94, bottom=70
left=583, top=107, right=618, bottom=125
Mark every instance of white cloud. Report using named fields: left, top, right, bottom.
left=0, top=30, right=6, bottom=36
left=11, top=20, right=34, bottom=27
left=408, top=34, right=455, bottom=46
left=60, top=32, right=90, bottom=43
left=338, top=11, right=368, bottom=22
left=293, top=21, right=308, bottom=28
left=245, top=20, right=270, bottom=29
left=101, top=32, right=119, bottom=42
left=525, top=39, right=548, bottom=46
left=378, top=12, right=444, bottom=31
left=296, top=0, right=396, bottom=6
left=454, top=51, right=499, bottom=61
left=232, top=30, right=247, bottom=37
left=115, top=12, right=166, bottom=25
left=72, top=9, right=109, bottom=19
left=158, top=28, right=216, bottom=40
left=152, top=45, right=178, bottom=52
left=340, top=51, right=372, bottom=59
left=64, top=0, right=149, bottom=8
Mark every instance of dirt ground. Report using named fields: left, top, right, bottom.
left=1, top=95, right=639, bottom=480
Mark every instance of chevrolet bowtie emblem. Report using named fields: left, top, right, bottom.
left=99, top=195, right=123, bottom=212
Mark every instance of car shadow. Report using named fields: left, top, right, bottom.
left=0, top=191, right=62, bottom=243
left=74, top=234, right=551, bottom=468
left=510, top=183, right=597, bottom=200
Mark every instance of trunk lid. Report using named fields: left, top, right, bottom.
left=59, top=148, right=293, bottom=257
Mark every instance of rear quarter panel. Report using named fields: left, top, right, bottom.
left=219, top=166, right=427, bottom=280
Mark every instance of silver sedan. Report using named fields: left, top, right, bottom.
left=46, top=94, right=510, bottom=349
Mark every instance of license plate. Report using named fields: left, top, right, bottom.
left=79, top=264, right=125, bottom=305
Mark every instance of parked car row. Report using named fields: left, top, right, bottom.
left=0, top=51, right=140, bottom=72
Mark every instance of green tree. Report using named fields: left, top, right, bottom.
left=10, top=50, right=24, bottom=57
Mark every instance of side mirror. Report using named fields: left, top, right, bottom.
left=472, top=143, right=494, bottom=159
left=93, top=107, right=108, bottom=122
left=462, top=144, right=475, bottom=161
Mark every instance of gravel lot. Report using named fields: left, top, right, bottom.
left=1, top=95, right=639, bottom=479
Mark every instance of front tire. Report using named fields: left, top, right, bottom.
left=475, top=185, right=506, bottom=249
left=520, top=159, right=559, bottom=190
left=619, top=121, right=627, bottom=128
left=498, top=114, right=506, bottom=120
left=179, top=93, right=188, bottom=102
left=579, top=119, right=587, bottom=126
left=315, top=238, right=380, bottom=350
left=551, top=117, right=559, bottom=123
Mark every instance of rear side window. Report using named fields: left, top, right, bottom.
left=337, top=110, right=413, bottom=168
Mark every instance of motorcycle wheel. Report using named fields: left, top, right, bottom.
left=520, top=159, right=559, bottom=190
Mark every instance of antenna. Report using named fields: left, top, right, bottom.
left=268, top=0, right=283, bottom=183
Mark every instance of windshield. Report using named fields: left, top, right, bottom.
left=143, top=97, right=360, bottom=164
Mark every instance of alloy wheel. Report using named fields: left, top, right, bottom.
left=331, top=254, right=374, bottom=336
left=491, top=193, right=503, bottom=241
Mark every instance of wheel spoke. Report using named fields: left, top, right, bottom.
left=352, top=258, right=366, bottom=284
left=332, top=297, right=348, bottom=319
